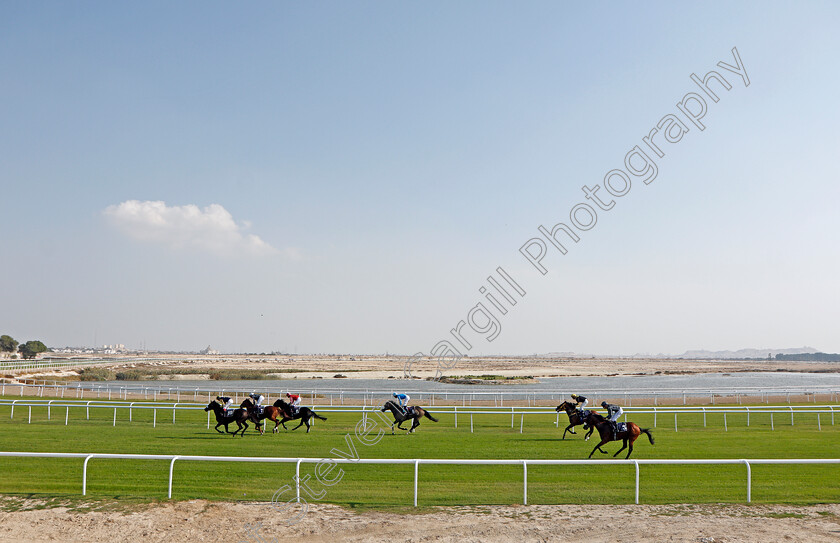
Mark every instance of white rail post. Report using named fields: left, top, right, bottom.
left=10, top=400, right=16, bottom=419
left=511, top=407, right=514, bottom=429
left=674, top=413, right=678, bottom=432
left=207, top=410, right=210, bottom=429
left=522, top=460, right=528, bottom=505
left=703, top=408, right=706, bottom=428
left=82, top=454, right=94, bottom=496
left=520, top=414, right=524, bottom=434
left=113, top=407, right=117, bottom=427
left=168, top=456, right=179, bottom=499
left=634, top=460, right=640, bottom=504
left=743, top=460, right=751, bottom=503
left=724, top=413, right=727, bottom=432
left=653, top=407, right=657, bottom=428
left=48, top=400, right=52, bottom=420
left=65, top=406, right=69, bottom=425
left=296, top=459, right=302, bottom=503
left=818, top=413, right=821, bottom=431
left=746, top=407, right=750, bottom=427
left=173, top=404, right=177, bottom=424
left=154, top=409, right=157, bottom=428
left=129, top=403, right=134, bottom=422
left=790, top=407, right=794, bottom=426
left=454, top=406, right=457, bottom=429
left=87, top=401, right=91, bottom=420
left=555, top=411, right=559, bottom=427
left=471, top=413, right=474, bottom=433
left=28, top=406, right=31, bottom=424
left=414, top=459, right=419, bottom=507
left=771, top=413, right=774, bottom=430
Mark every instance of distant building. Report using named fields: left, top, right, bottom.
left=200, top=345, right=219, bottom=355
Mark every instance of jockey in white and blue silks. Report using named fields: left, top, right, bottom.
left=392, top=393, right=410, bottom=414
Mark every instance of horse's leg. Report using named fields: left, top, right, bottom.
left=304, top=417, right=312, bottom=433
left=626, top=433, right=639, bottom=459
left=214, top=422, right=225, bottom=434
left=589, top=438, right=609, bottom=459
left=562, top=424, right=574, bottom=439
left=291, top=419, right=305, bottom=431
left=613, top=437, right=628, bottom=457
left=585, top=425, right=594, bottom=441
left=409, top=417, right=420, bottom=433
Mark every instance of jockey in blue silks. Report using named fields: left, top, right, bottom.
left=392, top=392, right=410, bottom=414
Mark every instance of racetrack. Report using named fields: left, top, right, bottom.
left=1, top=395, right=838, bottom=507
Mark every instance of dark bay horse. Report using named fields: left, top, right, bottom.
left=583, top=411, right=654, bottom=459
left=266, top=399, right=327, bottom=433
left=204, top=400, right=255, bottom=437
left=381, top=400, right=438, bottom=433
left=556, top=401, right=596, bottom=440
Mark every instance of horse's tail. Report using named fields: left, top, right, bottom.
left=641, top=428, right=654, bottom=445
left=312, top=411, right=327, bottom=421
left=423, top=410, right=439, bottom=422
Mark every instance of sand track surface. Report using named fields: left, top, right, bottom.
left=1, top=500, right=839, bottom=542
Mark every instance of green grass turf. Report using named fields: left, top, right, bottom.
left=0, top=395, right=838, bottom=507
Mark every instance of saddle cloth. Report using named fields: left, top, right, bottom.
left=616, top=422, right=627, bottom=433
left=577, top=409, right=592, bottom=419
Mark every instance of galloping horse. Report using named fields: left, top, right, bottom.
left=380, top=400, right=438, bottom=434
left=267, top=399, right=327, bottom=433
left=204, top=400, right=255, bottom=437
left=556, top=401, right=596, bottom=440
left=583, top=411, right=654, bottom=459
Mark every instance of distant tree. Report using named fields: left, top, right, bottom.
left=0, top=335, right=18, bottom=353
left=19, top=340, right=48, bottom=359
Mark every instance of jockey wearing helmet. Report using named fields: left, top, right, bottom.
left=248, top=392, right=265, bottom=415
left=601, top=401, right=624, bottom=440
left=392, top=392, right=410, bottom=414
left=286, top=393, right=301, bottom=416
left=570, top=393, right=588, bottom=409
left=216, top=396, right=234, bottom=414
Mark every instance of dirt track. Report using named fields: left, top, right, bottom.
left=2, top=500, right=840, bottom=542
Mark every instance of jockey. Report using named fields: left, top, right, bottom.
left=568, top=394, right=588, bottom=434
left=570, top=393, right=588, bottom=409
left=216, top=396, right=233, bottom=414
left=248, top=393, right=265, bottom=414
left=392, top=392, right=410, bottom=414
left=601, top=401, right=624, bottom=439
left=286, top=393, right=301, bottom=416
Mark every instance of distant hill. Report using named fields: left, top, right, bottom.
left=535, top=347, right=823, bottom=359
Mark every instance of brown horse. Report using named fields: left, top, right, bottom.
left=251, top=399, right=327, bottom=434
left=583, top=412, right=654, bottom=459
left=556, top=401, right=596, bottom=440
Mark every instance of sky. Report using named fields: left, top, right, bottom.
left=2, top=2, right=839, bottom=355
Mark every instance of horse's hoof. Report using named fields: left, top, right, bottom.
left=585, top=436, right=590, bottom=441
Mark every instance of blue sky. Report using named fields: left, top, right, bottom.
left=2, top=2, right=839, bottom=355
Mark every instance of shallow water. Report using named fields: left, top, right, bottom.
left=81, top=371, right=840, bottom=399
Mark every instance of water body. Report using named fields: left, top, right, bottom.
left=91, top=372, right=840, bottom=397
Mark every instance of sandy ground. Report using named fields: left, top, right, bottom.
left=11, top=354, right=840, bottom=381
left=1, top=500, right=839, bottom=542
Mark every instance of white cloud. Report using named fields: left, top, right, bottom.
left=104, top=200, right=278, bottom=257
